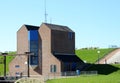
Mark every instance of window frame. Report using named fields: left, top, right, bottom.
left=50, top=65, right=57, bottom=73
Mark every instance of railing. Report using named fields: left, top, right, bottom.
left=46, top=71, right=98, bottom=80
left=0, top=76, right=21, bottom=83
left=80, top=71, right=98, bottom=75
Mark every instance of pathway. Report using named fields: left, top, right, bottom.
left=98, top=48, right=120, bottom=64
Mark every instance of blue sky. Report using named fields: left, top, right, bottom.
left=0, top=0, right=120, bottom=52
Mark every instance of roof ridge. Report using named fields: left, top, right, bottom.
left=43, top=23, right=68, bottom=27
left=43, top=23, right=74, bottom=32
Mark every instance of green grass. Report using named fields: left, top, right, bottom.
left=46, top=64, right=120, bottom=83
left=76, top=48, right=115, bottom=63
left=0, top=52, right=16, bottom=76
left=46, top=48, right=120, bottom=83
left=47, top=75, right=120, bottom=83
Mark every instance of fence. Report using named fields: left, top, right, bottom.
left=1, top=71, right=98, bottom=82
left=80, top=71, right=98, bottom=75
left=46, top=71, right=98, bottom=80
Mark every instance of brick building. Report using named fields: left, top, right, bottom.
left=9, top=23, right=83, bottom=77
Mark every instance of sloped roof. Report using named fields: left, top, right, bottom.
left=54, top=54, right=83, bottom=62
left=43, top=23, right=74, bottom=32
left=25, top=24, right=39, bottom=30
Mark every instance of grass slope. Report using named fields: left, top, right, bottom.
left=0, top=52, right=15, bottom=76
left=76, top=48, right=115, bottom=63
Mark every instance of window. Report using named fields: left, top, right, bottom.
left=63, top=62, right=77, bottom=72
left=15, top=65, right=20, bottom=68
left=68, top=32, right=73, bottom=40
left=64, top=62, right=71, bottom=71
left=50, top=65, right=57, bottom=73
left=30, top=56, right=38, bottom=65
left=28, top=30, right=38, bottom=41
left=28, top=30, right=39, bottom=65
left=15, top=72, right=20, bottom=76
left=71, top=62, right=77, bottom=71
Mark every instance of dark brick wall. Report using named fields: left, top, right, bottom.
left=51, top=30, right=75, bottom=54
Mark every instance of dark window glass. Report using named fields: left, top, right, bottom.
left=30, top=56, right=38, bottom=65
left=15, top=65, right=20, bottom=68
left=15, top=72, right=20, bottom=76
left=68, top=32, right=73, bottom=40
left=50, top=65, right=52, bottom=72
left=50, top=65, right=57, bottom=73
left=28, top=30, right=38, bottom=41
left=63, top=62, right=77, bottom=71
left=54, top=65, right=57, bottom=72
left=28, top=30, right=38, bottom=65
left=71, top=62, right=77, bottom=71
left=64, top=62, right=70, bottom=71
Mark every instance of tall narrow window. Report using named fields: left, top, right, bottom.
left=28, top=30, right=39, bottom=65
left=64, top=62, right=72, bottom=71
left=68, top=32, right=73, bottom=40
left=54, top=65, right=57, bottom=72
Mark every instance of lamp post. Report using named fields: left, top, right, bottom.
left=97, top=51, right=100, bottom=64
left=24, top=52, right=34, bottom=77
left=1, top=53, right=8, bottom=77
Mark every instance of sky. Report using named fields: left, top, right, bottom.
left=0, top=0, right=120, bottom=52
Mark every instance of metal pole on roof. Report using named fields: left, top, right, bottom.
left=44, top=0, right=47, bottom=23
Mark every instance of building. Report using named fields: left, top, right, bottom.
left=9, top=23, right=83, bottom=77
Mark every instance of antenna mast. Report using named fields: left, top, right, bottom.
left=44, top=0, right=47, bottom=23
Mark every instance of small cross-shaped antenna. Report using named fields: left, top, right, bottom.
left=44, top=0, right=47, bottom=23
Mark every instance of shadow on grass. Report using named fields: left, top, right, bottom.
left=86, top=64, right=120, bottom=75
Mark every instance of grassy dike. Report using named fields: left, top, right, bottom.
left=76, top=48, right=115, bottom=63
